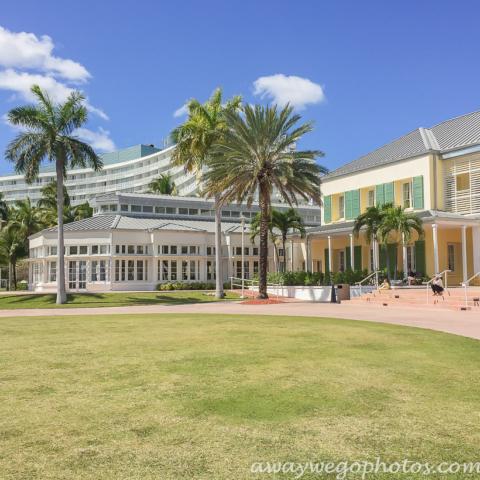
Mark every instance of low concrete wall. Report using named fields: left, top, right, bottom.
left=261, top=285, right=375, bottom=301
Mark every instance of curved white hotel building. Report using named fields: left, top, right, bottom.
left=0, top=144, right=199, bottom=207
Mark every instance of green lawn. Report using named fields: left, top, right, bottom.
left=0, top=314, right=479, bottom=479
left=0, top=291, right=239, bottom=309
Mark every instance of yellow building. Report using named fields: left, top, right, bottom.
left=291, top=110, right=480, bottom=285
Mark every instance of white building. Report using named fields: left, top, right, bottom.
left=0, top=144, right=199, bottom=207
left=27, top=192, right=321, bottom=292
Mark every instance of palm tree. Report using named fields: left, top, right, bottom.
left=353, top=203, right=387, bottom=279
left=7, top=197, right=45, bottom=238
left=169, top=87, right=242, bottom=299
left=145, top=173, right=178, bottom=195
left=0, top=193, right=8, bottom=223
left=250, top=208, right=306, bottom=272
left=249, top=212, right=281, bottom=272
left=202, top=104, right=327, bottom=299
left=378, top=204, right=424, bottom=279
left=5, top=85, right=102, bottom=304
left=37, top=181, right=76, bottom=227
left=73, top=201, right=93, bottom=221
left=0, top=229, right=28, bottom=290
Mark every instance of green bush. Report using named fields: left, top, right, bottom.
left=156, top=281, right=218, bottom=291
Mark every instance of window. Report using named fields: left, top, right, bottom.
left=142, top=206, right=153, bottom=213
left=171, top=260, right=177, bottom=280
left=190, top=260, right=196, bottom=280
left=49, top=262, right=57, bottom=282
left=201, top=209, right=212, bottom=216
left=137, top=260, right=144, bottom=281
left=127, top=260, right=135, bottom=280
left=189, top=209, right=198, bottom=216
left=447, top=244, right=456, bottom=272
left=222, top=211, right=231, bottom=217
left=155, top=206, right=166, bottom=214
left=131, top=205, right=142, bottom=212
left=136, top=246, right=144, bottom=254
left=338, top=195, right=345, bottom=219
left=254, top=261, right=259, bottom=275
left=207, top=247, right=215, bottom=256
left=253, top=247, right=259, bottom=256
left=181, top=246, right=188, bottom=255
left=402, top=182, right=411, bottom=208
left=161, top=245, right=169, bottom=254
left=367, top=189, right=375, bottom=207
left=182, top=260, right=188, bottom=280
left=50, top=246, right=57, bottom=256
left=230, top=211, right=240, bottom=218
left=160, top=260, right=168, bottom=280
left=235, top=247, right=242, bottom=256
left=92, top=245, right=99, bottom=255
left=69, top=246, right=77, bottom=255
left=121, top=205, right=129, bottom=212
left=207, top=261, right=215, bottom=280
left=116, top=245, right=120, bottom=254
left=128, top=245, right=135, bottom=254
left=456, top=173, right=470, bottom=192
left=189, top=246, right=197, bottom=254
left=278, top=248, right=285, bottom=257
left=170, top=246, right=177, bottom=255
left=100, top=245, right=108, bottom=255
left=244, top=247, right=250, bottom=256
left=339, top=250, right=346, bottom=272
left=166, top=207, right=176, bottom=214
left=115, top=259, right=126, bottom=281
left=79, top=246, right=88, bottom=255
left=179, top=208, right=188, bottom=215
left=405, top=245, right=415, bottom=271
left=316, top=260, right=322, bottom=273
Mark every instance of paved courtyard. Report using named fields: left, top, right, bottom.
left=1, top=299, right=479, bottom=340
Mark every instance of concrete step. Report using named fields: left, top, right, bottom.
left=351, top=296, right=479, bottom=307
left=342, top=300, right=472, bottom=311
left=358, top=291, right=480, bottom=300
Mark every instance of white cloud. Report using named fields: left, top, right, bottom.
left=252, top=74, right=326, bottom=110
left=0, top=28, right=107, bottom=120
left=173, top=105, right=188, bottom=118
left=76, top=127, right=115, bottom=152
left=0, top=27, right=90, bottom=82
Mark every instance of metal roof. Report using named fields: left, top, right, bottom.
left=324, top=110, right=480, bottom=180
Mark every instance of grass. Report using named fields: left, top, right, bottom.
left=0, top=313, right=479, bottom=479
left=0, top=291, right=239, bottom=309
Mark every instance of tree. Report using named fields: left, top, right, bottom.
left=169, top=87, right=242, bottom=299
left=0, top=193, right=8, bottom=223
left=7, top=197, right=45, bottom=238
left=0, top=229, right=28, bottom=290
left=73, top=201, right=93, bottom=221
left=5, top=85, right=102, bottom=304
left=378, top=204, right=424, bottom=279
left=145, top=173, right=178, bottom=195
left=249, top=212, right=281, bottom=272
left=250, top=208, right=306, bottom=272
left=37, top=181, right=77, bottom=227
left=202, top=104, right=327, bottom=299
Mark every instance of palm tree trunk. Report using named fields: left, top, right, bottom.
left=13, top=261, right=17, bottom=290
left=214, top=194, right=224, bottom=299
left=56, top=160, right=67, bottom=304
left=283, top=236, right=287, bottom=273
left=394, top=243, right=398, bottom=280
left=258, top=182, right=269, bottom=300
left=8, top=260, right=12, bottom=290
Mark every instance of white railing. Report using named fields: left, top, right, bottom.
left=356, top=271, right=380, bottom=300
left=423, top=270, right=451, bottom=305
left=461, top=271, right=480, bottom=309
left=230, top=276, right=280, bottom=300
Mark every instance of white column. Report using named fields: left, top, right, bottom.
left=402, top=232, right=407, bottom=275
left=462, top=225, right=468, bottom=282
left=432, top=224, right=439, bottom=274
left=374, top=237, right=379, bottom=271
left=328, top=236, right=332, bottom=273
left=349, top=234, right=354, bottom=270
left=290, top=240, right=294, bottom=271
left=305, top=236, right=310, bottom=272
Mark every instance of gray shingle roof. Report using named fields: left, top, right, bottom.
left=41, top=215, right=254, bottom=235
left=324, top=110, right=480, bottom=180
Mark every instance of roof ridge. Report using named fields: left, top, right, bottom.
left=429, top=110, right=480, bottom=130
left=111, top=215, right=122, bottom=229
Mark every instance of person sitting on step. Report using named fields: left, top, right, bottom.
left=407, top=267, right=416, bottom=285
left=431, top=275, right=444, bottom=296
left=379, top=279, right=390, bottom=290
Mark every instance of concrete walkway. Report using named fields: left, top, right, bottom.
left=0, top=301, right=479, bottom=340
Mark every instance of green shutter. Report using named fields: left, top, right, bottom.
left=413, top=176, right=424, bottom=209
left=376, top=184, right=385, bottom=207
left=388, top=244, right=396, bottom=273
left=415, top=240, right=426, bottom=274
left=346, top=246, right=351, bottom=270
left=345, top=191, right=352, bottom=219
left=324, top=195, right=332, bottom=223
left=384, top=182, right=394, bottom=204
left=354, top=245, right=362, bottom=270
left=379, top=247, right=387, bottom=270
left=352, top=189, right=361, bottom=217
left=325, top=248, right=330, bottom=273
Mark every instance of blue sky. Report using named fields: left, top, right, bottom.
left=0, top=0, right=479, bottom=176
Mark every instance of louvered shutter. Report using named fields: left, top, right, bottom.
left=384, top=182, right=394, bottom=203
left=345, top=191, right=353, bottom=219
left=413, top=176, right=424, bottom=209
left=346, top=246, right=351, bottom=269
left=415, top=241, right=426, bottom=275
left=325, top=248, right=330, bottom=273
left=354, top=246, right=362, bottom=270
left=376, top=184, right=385, bottom=207
left=324, top=196, right=332, bottom=223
